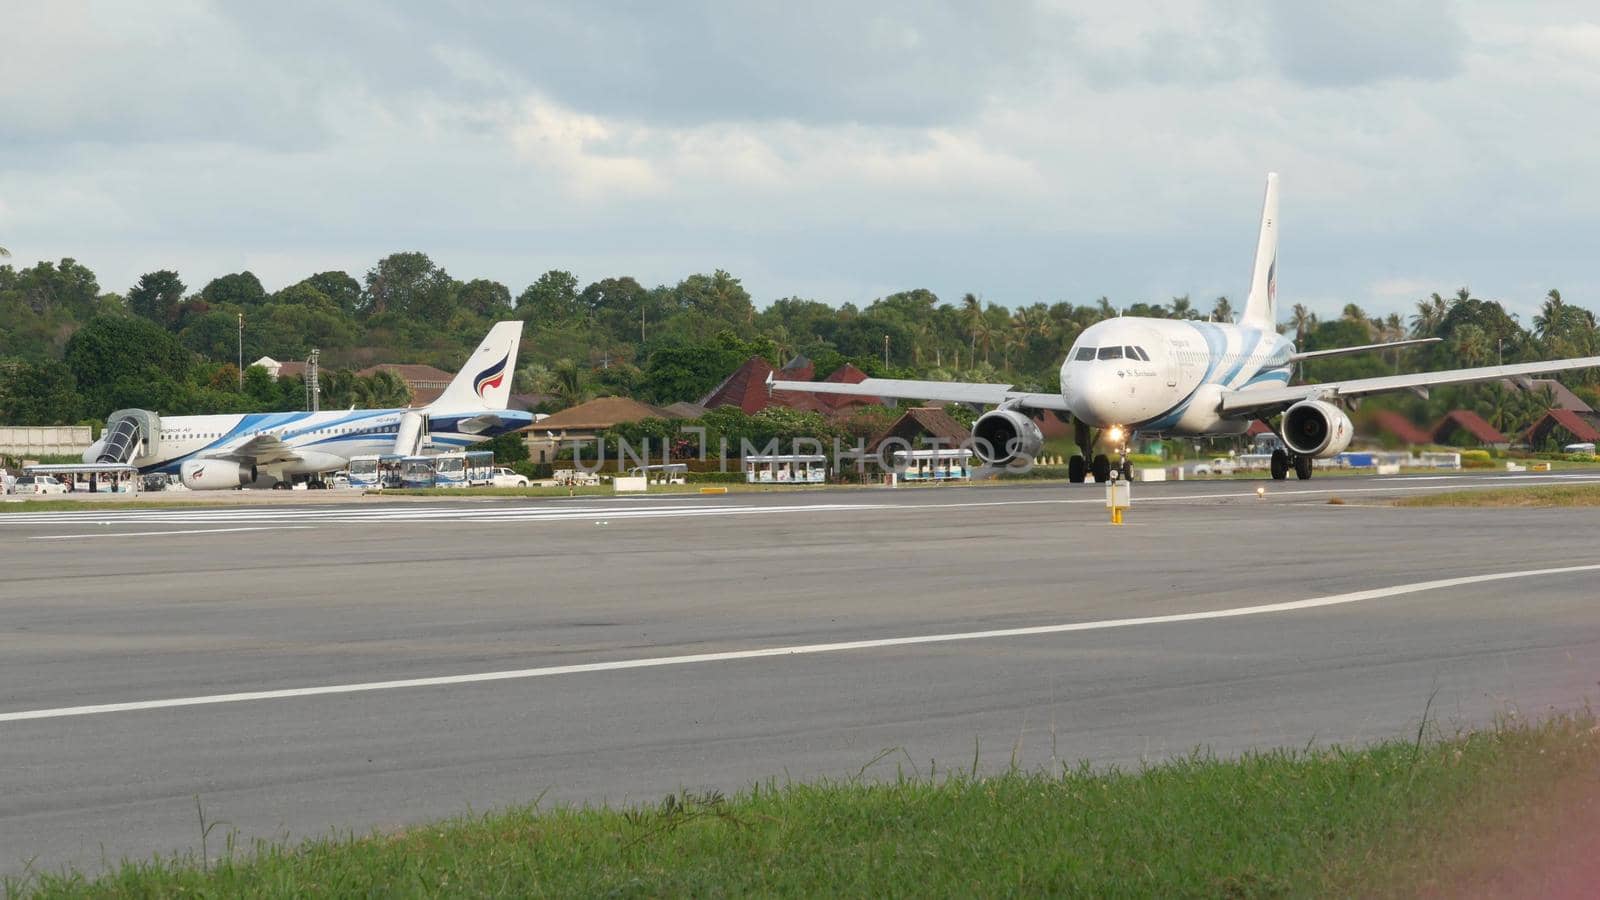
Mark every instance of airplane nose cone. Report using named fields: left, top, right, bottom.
left=1073, top=369, right=1125, bottom=427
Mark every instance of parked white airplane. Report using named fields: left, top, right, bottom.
left=773, top=173, right=1600, bottom=482
left=84, top=321, right=533, bottom=489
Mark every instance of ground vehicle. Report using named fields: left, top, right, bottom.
left=491, top=467, right=529, bottom=488
left=743, top=454, right=827, bottom=484
left=1564, top=442, right=1596, bottom=455
left=348, top=454, right=405, bottom=490
left=434, top=451, right=494, bottom=488
left=1191, top=457, right=1238, bottom=476
left=11, top=475, right=68, bottom=495
left=627, top=464, right=688, bottom=485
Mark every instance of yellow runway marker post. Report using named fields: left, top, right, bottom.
left=1106, top=479, right=1130, bottom=525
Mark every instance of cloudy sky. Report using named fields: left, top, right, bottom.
left=2, top=1, right=1598, bottom=321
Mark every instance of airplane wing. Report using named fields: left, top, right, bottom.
left=1288, top=337, right=1440, bottom=363
left=210, top=433, right=302, bottom=466
left=767, top=374, right=1070, bottom=411
left=1219, top=355, right=1600, bottom=416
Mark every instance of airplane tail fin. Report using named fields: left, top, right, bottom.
left=429, top=320, right=524, bottom=411
left=1240, top=172, right=1279, bottom=329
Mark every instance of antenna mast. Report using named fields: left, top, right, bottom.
left=306, top=349, right=320, bottom=411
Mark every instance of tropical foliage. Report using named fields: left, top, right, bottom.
left=1, top=252, right=1597, bottom=439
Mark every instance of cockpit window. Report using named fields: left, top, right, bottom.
left=1097, top=346, right=1124, bottom=360
left=1127, top=346, right=1150, bottom=362
left=1074, top=347, right=1096, bottom=361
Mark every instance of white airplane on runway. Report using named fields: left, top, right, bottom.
left=84, top=321, right=534, bottom=489
left=772, top=173, right=1600, bottom=482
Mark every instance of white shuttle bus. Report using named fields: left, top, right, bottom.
left=434, top=450, right=494, bottom=488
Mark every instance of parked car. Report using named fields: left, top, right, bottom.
left=1191, top=457, right=1239, bottom=476
left=491, top=467, right=530, bottom=488
left=11, top=475, right=68, bottom=496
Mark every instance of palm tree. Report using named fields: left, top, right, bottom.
left=540, top=358, right=588, bottom=409
left=321, top=370, right=359, bottom=407
left=361, top=370, right=413, bottom=408
left=972, top=316, right=999, bottom=366
left=1453, top=324, right=1491, bottom=367
left=1210, top=295, right=1234, bottom=324
left=961, top=293, right=983, bottom=359
left=1006, top=308, right=1051, bottom=373
left=1289, top=303, right=1314, bottom=346
left=1411, top=293, right=1448, bottom=338
left=0, top=246, right=10, bottom=258
left=1169, top=295, right=1194, bottom=320
left=1533, top=288, right=1566, bottom=345
left=1382, top=312, right=1405, bottom=372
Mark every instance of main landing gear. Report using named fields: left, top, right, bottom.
left=1269, top=449, right=1314, bottom=481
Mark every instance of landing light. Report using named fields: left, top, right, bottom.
left=1107, top=426, right=1125, bottom=445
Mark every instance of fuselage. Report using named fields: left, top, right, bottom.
left=93, top=407, right=533, bottom=477
left=1061, top=318, right=1293, bottom=435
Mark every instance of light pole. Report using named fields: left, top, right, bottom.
left=237, top=312, right=244, bottom=390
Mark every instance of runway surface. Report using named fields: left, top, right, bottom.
left=3, top=471, right=1599, bottom=874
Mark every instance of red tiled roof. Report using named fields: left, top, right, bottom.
left=1525, top=408, right=1600, bottom=444
left=868, top=407, right=971, bottom=453
left=536, top=397, right=675, bottom=431
left=1509, top=378, right=1593, bottom=413
left=700, top=357, right=836, bottom=414
left=1370, top=410, right=1431, bottom=446
left=357, top=363, right=456, bottom=388
left=1431, top=409, right=1507, bottom=445
left=1245, top=419, right=1273, bottom=437
left=779, top=356, right=815, bottom=382
left=817, top=363, right=882, bottom=409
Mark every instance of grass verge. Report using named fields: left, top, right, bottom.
left=0, top=499, right=212, bottom=513
left=1394, top=483, right=1600, bottom=507
left=11, top=715, right=1598, bottom=897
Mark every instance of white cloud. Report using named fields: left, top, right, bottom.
left=2, top=1, right=1600, bottom=321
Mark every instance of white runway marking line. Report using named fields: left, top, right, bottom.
left=3, top=562, right=1597, bottom=724
left=29, top=526, right=316, bottom=540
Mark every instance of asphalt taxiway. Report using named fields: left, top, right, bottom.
left=2, top=471, right=1598, bottom=874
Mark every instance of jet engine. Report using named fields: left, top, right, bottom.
left=179, top=459, right=255, bottom=490
left=971, top=408, right=1043, bottom=466
left=1281, top=400, right=1354, bottom=458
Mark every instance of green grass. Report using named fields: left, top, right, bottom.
left=12, top=716, right=1598, bottom=898
left=0, top=499, right=211, bottom=513
left=1394, top=483, right=1600, bottom=507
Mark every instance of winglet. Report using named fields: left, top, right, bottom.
left=1240, top=172, right=1279, bottom=328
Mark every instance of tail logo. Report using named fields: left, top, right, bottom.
left=1267, top=256, right=1277, bottom=304
left=473, top=352, right=510, bottom=399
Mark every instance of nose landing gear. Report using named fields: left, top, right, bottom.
left=1068, top=420, right=1134, bottom=483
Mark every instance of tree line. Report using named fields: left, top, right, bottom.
left=1, top=251, right=1597, bottom=443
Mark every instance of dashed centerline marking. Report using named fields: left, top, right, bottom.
left=3, top=562, right=1596, bottom=724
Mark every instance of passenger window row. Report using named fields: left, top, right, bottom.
left=1074, top=345, right=1152, bottom=362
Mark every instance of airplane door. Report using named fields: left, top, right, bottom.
left=1165, top=348, right=1179, bottom=387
